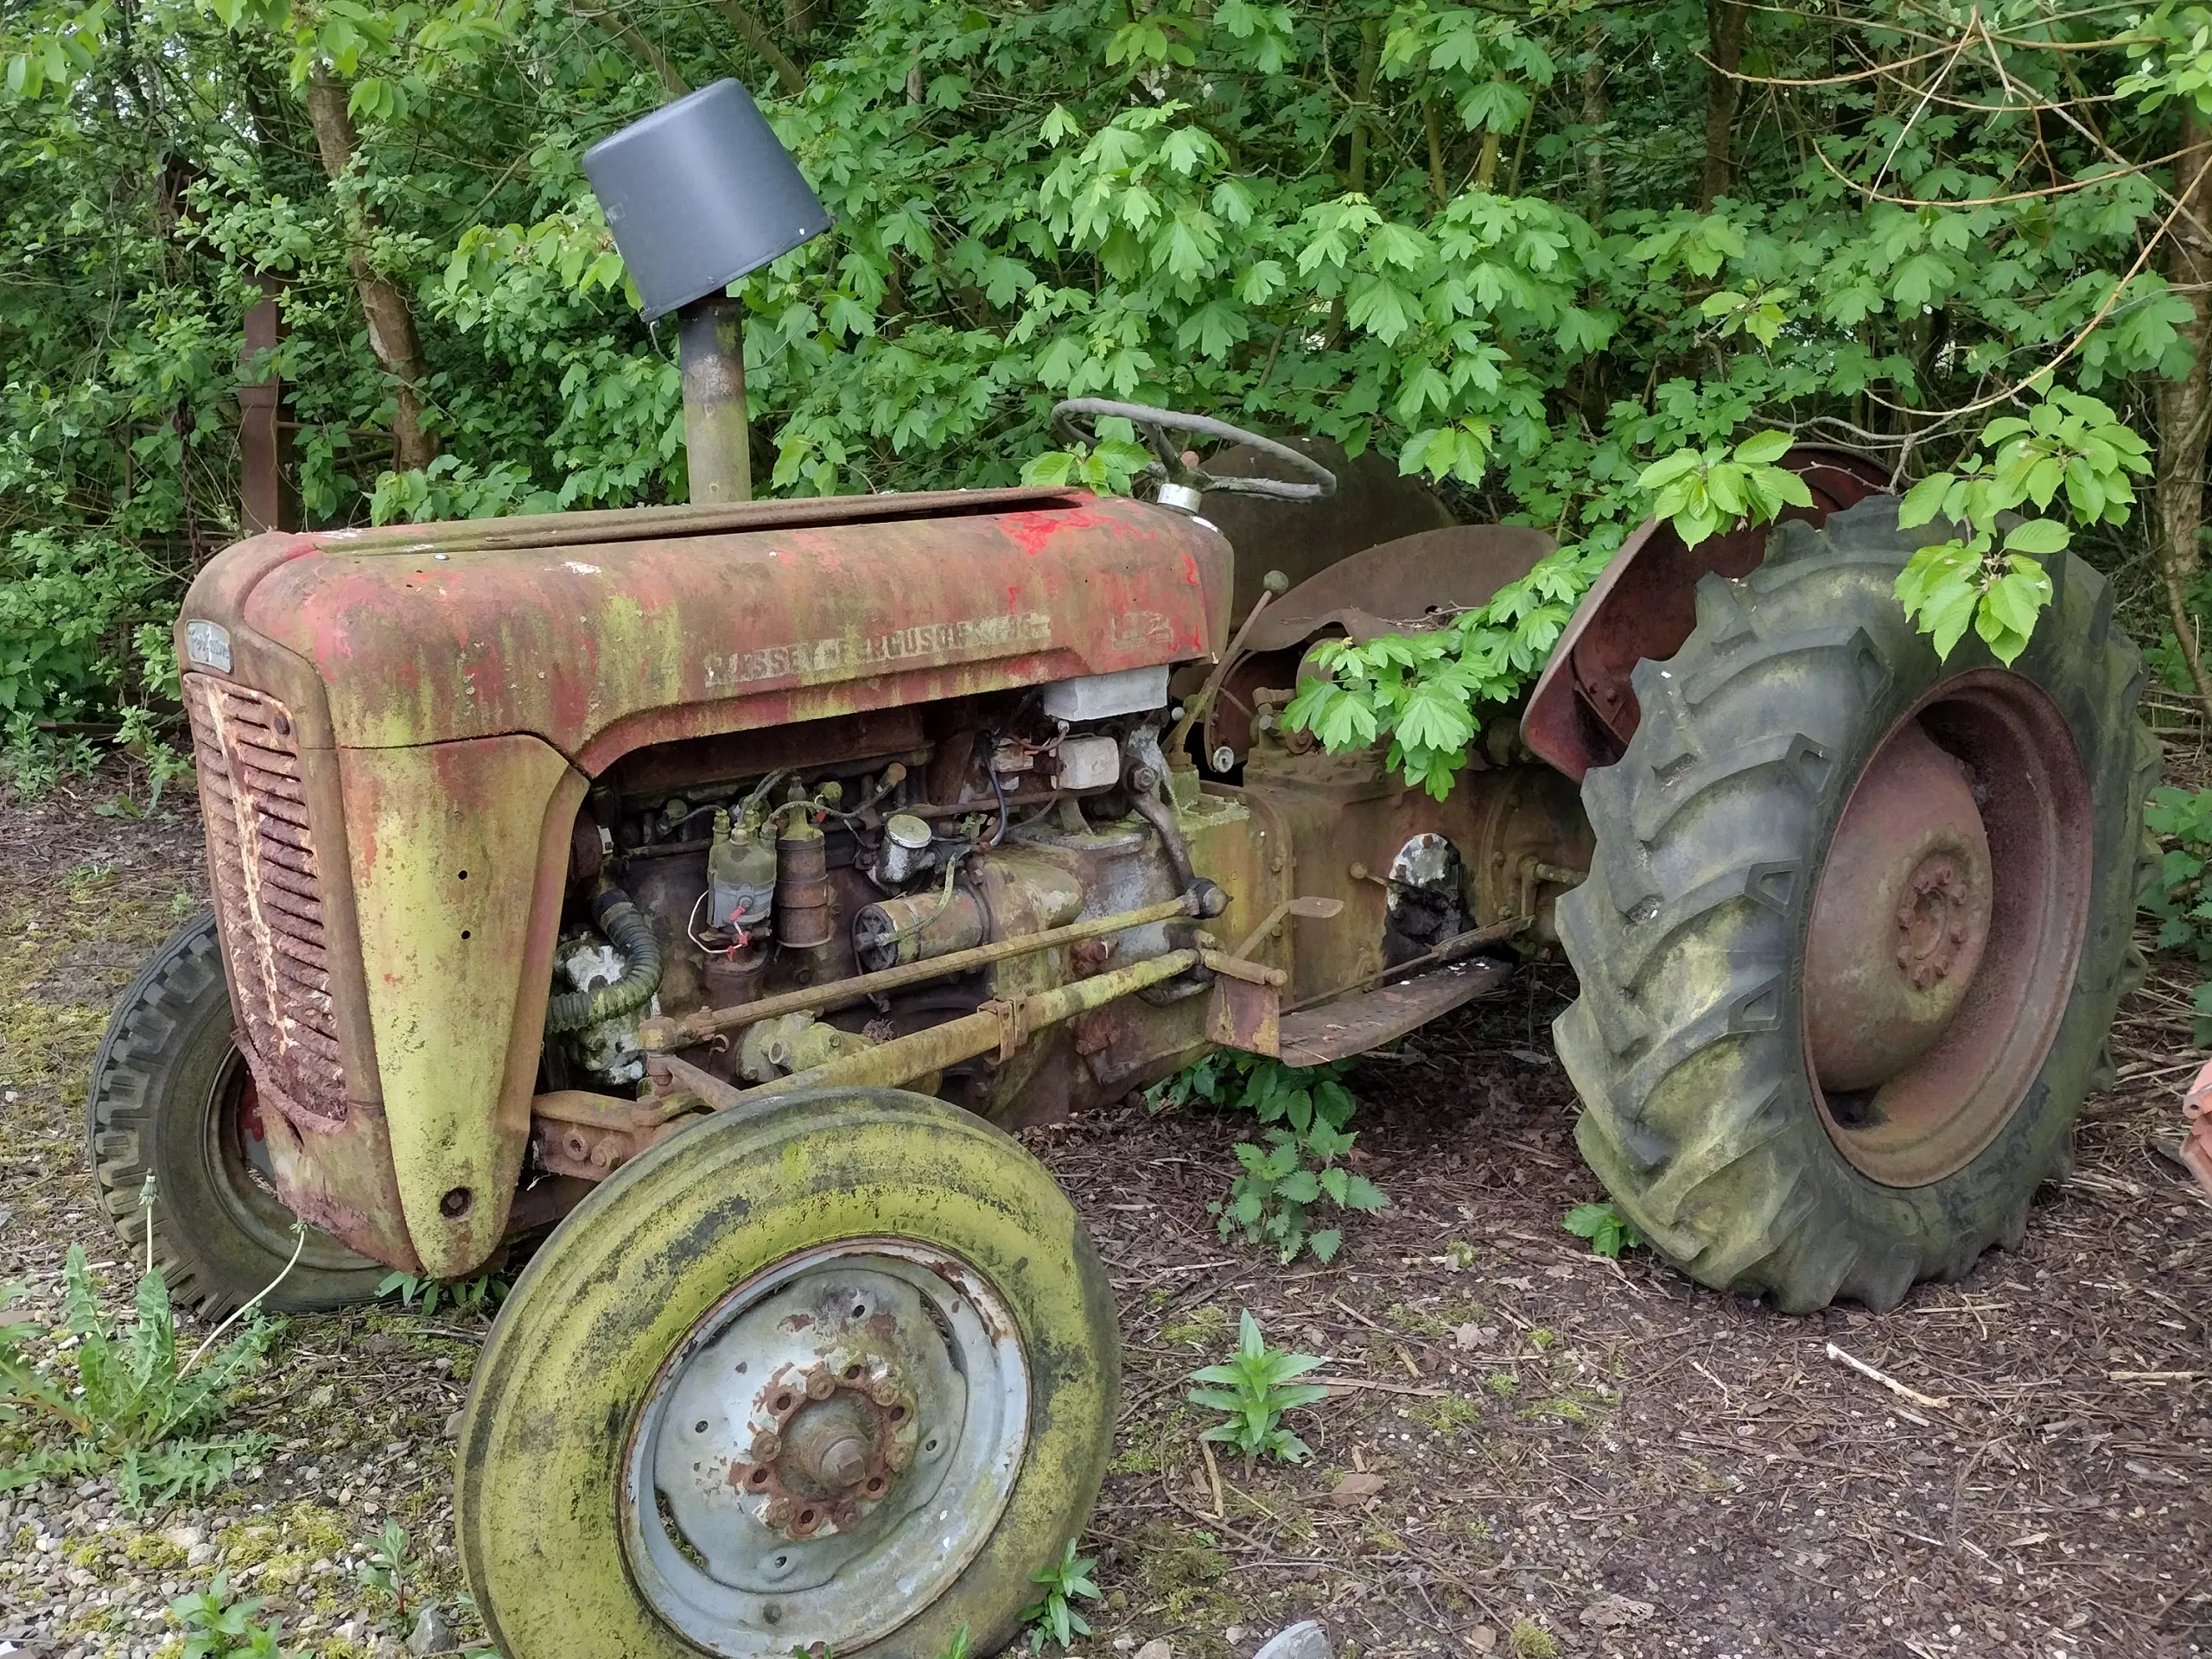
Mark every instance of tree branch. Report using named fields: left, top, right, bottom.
left=715, top=0, right=806, bottom=97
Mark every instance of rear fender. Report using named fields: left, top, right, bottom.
left=1522, top=448, right=1892, bottom=782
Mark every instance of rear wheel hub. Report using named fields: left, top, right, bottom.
left=1803, top=720, right=1993, bottom=1093
left=1802, top=671, right=2091, bottom=1186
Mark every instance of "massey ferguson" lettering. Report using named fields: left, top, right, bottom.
left=704, top=610, right=1055, bottom=688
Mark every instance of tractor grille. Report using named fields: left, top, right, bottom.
left=185, top=673, right=347, bottom=1121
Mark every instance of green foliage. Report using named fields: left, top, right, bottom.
left=2145, top=784, right=2212, bottom=1041
left=932, top=1627, right=971, bottom=1659
left=1188, top=1310, right=1329, bottom=1463
left=0, top=1246, right=276, bottom=1512
left=1283, top=536, right=1619, bottom=798
left=170, top=1571, right=290, bottom=1659
left=1286, top=427, right=1810, bottom=794
left=1159, top=1055, right=1386, bottom=1262
left=1020, top=1539, right=1099, bottom=1654
left=1562, top=1201, right=1642, bottom=1259
left=358, top=1518, right=421, bottom=1619
left=1637, top=429, right=1811, bottom=549
left=1895, top=389, right=2150, bottom=664
left=1, top=0, right=2195, bottom=801
left=377, top=1269, right=506, bottom=1318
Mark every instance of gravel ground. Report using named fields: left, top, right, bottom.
left=1, top=764, right=2209, bottom=1659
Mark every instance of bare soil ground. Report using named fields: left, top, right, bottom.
left=2, top=768, right=2209, bottom=1659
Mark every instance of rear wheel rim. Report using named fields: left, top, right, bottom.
left=619, top=1237, right=1030, bottom=1654
left=1802, top=670, right=2092, bottom=1185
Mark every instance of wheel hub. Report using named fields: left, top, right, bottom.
left=620, top=1242, right=1029, bottom=1654
left=1803, top=720, right=1993, bottom=1095
left=729, top=1352, right=918, bottom=1539
left=1801, top=671, right=2093, bottom=1187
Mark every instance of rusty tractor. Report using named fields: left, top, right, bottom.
left=87, top=86, right=2151, bottom=1659
left=87, top=415, right=2152, bottom=1656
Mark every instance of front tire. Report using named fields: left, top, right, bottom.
left=457, top=1085, right=1119, bottom=1659
left=1555, top=499, right=2152, bottom=1312
left=86, top=912, right=387, bottom=1313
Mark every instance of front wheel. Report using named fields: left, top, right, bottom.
left=87, top=912, right=387, bottom=1313
left=456, top=1086, right=1119, bottom=1659
left=1556, top=498, right=2153, bottom=1311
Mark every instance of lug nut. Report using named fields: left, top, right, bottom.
left=805, top=1369, right=836, bottom=1401
left=749, top=1429, right=781, bottom=1462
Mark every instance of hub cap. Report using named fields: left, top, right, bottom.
left=620, top=1240, right=1029, bottom=1654
left=1803, top=721, right=1993, bottom=1092
left=1802, top=672, right=2091, bottom=1185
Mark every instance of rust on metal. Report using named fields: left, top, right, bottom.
left=196, top=492, right=1230, bottom=763
left=1197, top=435, right=1454, bottom=625
left=1197, top=950, right=1287, bottom=987
left=1277, top=956, right=1514, bottom=1066
left=726, top=1354, right=918, bottom=1541
left=1205, top=974, right=1281, bottom=1056
left=1522, top=448, right=1892, bottom=782
left=1805, top=674, right=2092, bottom=1185
left=638, top=893, right=1199, bottom=1050
left=1243, top=525, right=1554, bottom=654
left=1802, top=721, right=1993, bottom=1094
left=678, top=293, right=752, bottom=505
left=528, top=1089, right=695, bottom=1180
left=743, top=949, right=1200, bottom=1101
left=187, top=674, right=346, bottom=1122
left=1206, top=525, right=1553, bottom=762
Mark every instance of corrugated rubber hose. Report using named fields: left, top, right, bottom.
left=544, top=880, right=664, bottom=1033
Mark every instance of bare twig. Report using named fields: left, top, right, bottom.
left=1825, top=1341, right=1953, bottom=1410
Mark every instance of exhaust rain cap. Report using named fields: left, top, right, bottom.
left=583, top=79, right=832, bottom=323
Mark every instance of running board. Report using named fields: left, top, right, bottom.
left=1276, top=957, right=1515, bottom=1066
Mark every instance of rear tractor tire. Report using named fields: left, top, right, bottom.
left=457, top=1085, right=1119, bottom=1659
left=1556, top=498, right=2152, bottom=1312
left=86, top=912, right=388, bottom=1313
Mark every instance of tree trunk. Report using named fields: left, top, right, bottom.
left=2156, top=104, right=2212, bottom=723
left=304, top=68, right=438, bottom=474
left=1698, top=0, right=1748, bottom=209
left=1581, top=24, right=1608, bottom=221
left=1347, top=21, right=1379, bottom=194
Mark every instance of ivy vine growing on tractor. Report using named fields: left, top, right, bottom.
left=11, top=3, right=2212, bottom=1657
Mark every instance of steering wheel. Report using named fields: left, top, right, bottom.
left=1051, top=398, right=1337, bottom=502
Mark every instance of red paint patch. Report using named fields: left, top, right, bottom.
left=1001, top=505, right=1106, bottom=557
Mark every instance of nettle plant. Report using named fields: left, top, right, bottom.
left=1158, top=1056, right=1388, bottom=1263
left=1894, top=390, right=2150, bottom=664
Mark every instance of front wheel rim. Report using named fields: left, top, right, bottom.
left=1801, top=670, right=2092, bottom=1185
left=200, top=1045, right=366, bottom=1272
left=620, top=1237, right=1030, bottom=1654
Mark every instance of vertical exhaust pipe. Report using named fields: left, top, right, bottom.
left=584, top=79, right=832, bottom=506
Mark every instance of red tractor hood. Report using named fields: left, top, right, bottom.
left=180, top=486, right=1230, bottom=767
